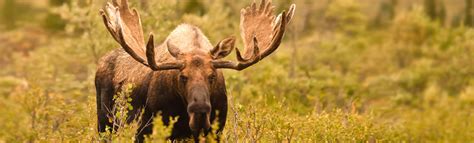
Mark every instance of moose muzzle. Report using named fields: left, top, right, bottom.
left=187, top=90, right=212, bottom=132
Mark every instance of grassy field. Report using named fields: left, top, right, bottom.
left=1, top=0, right=474, bottom=142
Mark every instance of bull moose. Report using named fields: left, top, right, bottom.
left=95, top=0, right=295, bottom=142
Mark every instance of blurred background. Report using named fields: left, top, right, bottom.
left=0, top=0, right=473, bottom=142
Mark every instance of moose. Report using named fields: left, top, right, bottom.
left=95, top=0, right=295, bottom=142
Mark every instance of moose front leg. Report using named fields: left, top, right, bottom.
left=96, top=85, right=115, bottom=141
left=134, top=109, right=154, bottom=143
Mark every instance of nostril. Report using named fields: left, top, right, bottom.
left=188, top=103, right=211, bottom=113
left=197, top=111, right=207, bottom=116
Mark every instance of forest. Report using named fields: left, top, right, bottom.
left=0, top=0, right=473, bottom=142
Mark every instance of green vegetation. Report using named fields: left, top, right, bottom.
left=0, top=0, right=473, bottom=142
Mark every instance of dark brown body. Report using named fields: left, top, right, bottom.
left=95, top=25, right=228, bottom=141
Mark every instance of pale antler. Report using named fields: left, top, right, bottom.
left=212, top=0, right=295, bottom=70
left=100, top=0, right=183, bottom=70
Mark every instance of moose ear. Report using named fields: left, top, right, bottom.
left=167, top=41, right=181, bottom=58
left=211, top=37, right=236, bottom=59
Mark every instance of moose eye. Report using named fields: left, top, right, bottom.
left=208, top=74, right=216, bottom=83
left=180, top=75, right=188, bottom=83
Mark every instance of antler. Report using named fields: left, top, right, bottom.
left=100, top=0, right=183, bottom=70
left=212, top=0, right=295, bottom=70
